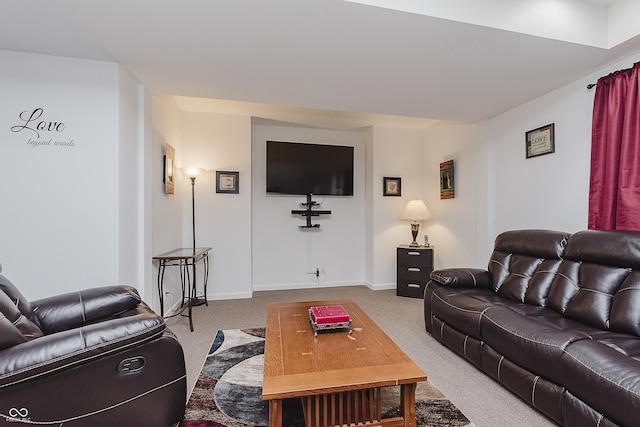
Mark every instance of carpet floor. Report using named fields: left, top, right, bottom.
left=180, top=328, right=475, bottom=427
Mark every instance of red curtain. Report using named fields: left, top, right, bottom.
left=588, top=62, right=640, bottom=230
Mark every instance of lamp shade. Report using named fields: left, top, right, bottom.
left=183, top=167, right=204, bottom=178
left=400, top=199, right=432, bottom=221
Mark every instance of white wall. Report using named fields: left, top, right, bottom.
left=425, top=50, right=640, bottom=268
left=423, top=123, right=487, bottom=269
left=150, top=103, right=253, bottom=305
left=0, top=50, right=127, bottom=299
left=251, top=124, right=366, bottom=291
left=151, top=96, right=186, bottom=311
left=148, top=117, right=429, bottom=296
left=489, top=84, right=592, bottom=236
left=367, top=126, right=426, bottom=287
left=118, top=65, right=151, bottom=299
left=182, top=112, right=252, bottom=300
left=488, top=51, right=640, bottom=241
left=6, top=48, right=640, bottom=306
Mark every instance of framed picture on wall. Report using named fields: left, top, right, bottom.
left=163, top=143, right=175, bottom=195
left=526, top=123, right=555, bottom=158
left=216, top=171, right=239, bottom=194
left=383, top=177, right=401, bottom=196
left=440, top=160, right=454, bottom=199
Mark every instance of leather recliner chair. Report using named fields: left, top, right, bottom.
left=0, top=263, right=186, bottom=427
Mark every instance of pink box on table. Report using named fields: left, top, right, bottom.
left=309, top=305, right=352, bottom=336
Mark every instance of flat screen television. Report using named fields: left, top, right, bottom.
left=266, top=140, right=354, bottom=196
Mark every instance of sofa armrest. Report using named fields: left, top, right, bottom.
left=31, top=285, right=142, bottom=334
left=430, top=268, right=491, bottom=288
left=0, top=309, right=165, bottom=387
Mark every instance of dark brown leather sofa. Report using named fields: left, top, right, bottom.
left=0, top=264, right=186, bottom=426
left=424, top=229, right=640, bottom=427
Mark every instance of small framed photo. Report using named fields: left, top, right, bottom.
left=440, top=160, right=454, bottom=199
left=526, top=123, right=555, bottom=158
left=216, top=171, right=239, bottom=194
left=383, top=177, right=401, bottom=196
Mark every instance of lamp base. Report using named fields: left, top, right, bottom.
left=190, top=296, right=207, bottom=306
left=409, top=222, right=420, bottom=247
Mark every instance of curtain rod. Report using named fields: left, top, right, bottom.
left=587, top=62, right=637, bottom=89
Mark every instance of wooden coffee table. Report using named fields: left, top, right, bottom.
left=262, top=299, right=427, bottom=427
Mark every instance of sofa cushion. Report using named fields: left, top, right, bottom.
left=480, top=304, right=595, bottom=381
left=493, top=229, right=570, bottom=259
left=547, top=260, right=630, bottom=329
left=431, top=316, right=484, bottom=369
left=561, top=390, right=621, bottom=427
left=32, top=285, right=142, bottom=334
left=551, top=229, right=640, bottom=336
left=0, top=273, right=41, bottom=329
left=564, top=229, right=640, bottom=270
left=430, top=287, right=505, bottom=340
left=0, top=279, right=43, bottom=350
left=611, top=270, right=640, bottom=336
left=0, top=309, right=165, bottom=386
left=492, top=254, right=564, bottom=305
left=0, top=301, right=29, bottom=350
left=488, top=230, right=569, bottom=305
left=561, top=334, right=640, bottom=427
left=482, top=345, right=564, bottom=425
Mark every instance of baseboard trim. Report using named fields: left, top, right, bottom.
left=363, top=280, right=396, bottom=291
left=206, top=291, right=254, bottom=301
left=196, top=282, right=396, bottom=301
left=252, top=281, right=365, bottom=292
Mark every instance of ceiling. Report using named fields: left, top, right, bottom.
left=2, top=0, right=640, bottom=128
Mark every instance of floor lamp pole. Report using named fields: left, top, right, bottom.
left=189, top=174, right=205, bottom=306
left=190, top=176, right=196, bottom=250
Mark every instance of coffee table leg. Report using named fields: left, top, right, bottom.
left=269, top=399, right=283, bottom=427
left=400, top=382, right=417, bottom=427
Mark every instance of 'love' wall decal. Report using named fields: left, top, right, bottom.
left=10, top=107, right=75, bottom=148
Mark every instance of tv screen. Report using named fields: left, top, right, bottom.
left=266, top=141, right=354, bottom=196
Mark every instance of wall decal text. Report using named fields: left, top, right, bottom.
left=10, top=107, right=75, bottom=148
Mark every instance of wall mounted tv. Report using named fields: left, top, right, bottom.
left=266, top=140, right=354, bottom=196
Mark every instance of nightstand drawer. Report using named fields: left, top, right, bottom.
left=397, top=265, right=430, bottom=282
left=396, top=281, right=427, bottom=298
left=397, top=248, right=433, bottom=267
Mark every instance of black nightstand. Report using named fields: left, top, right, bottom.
left=396, top=245, right=434, bottom=298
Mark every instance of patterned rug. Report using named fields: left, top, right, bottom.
left=180, top=329, right=475, bottom=427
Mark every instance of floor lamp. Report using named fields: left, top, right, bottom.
left=183, top=167, right=205, bottom=306
left=184, top=167, right=204, bottom=249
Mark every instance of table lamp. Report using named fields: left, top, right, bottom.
left=400, top=199, right=432, bottom=247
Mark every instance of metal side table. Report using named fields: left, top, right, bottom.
left=153, top=247, right=211, bottom=332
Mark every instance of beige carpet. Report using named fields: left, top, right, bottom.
left=167, top=286, right=556, bottom=427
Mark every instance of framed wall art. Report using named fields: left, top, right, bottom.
left=526, top=123, right=555, bottom=158
left=216, top=171, right=239, bottom=194
left=440, top=160, right=454, bottom=199
left=163, top=143, right=175, bottom=195
left=383, top=177, right=401, bottom=196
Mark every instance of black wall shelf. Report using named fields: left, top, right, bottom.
left=291, top=194, right=331, bottom=228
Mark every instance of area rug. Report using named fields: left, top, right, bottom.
left=180, top=329, right=475, bottom=427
